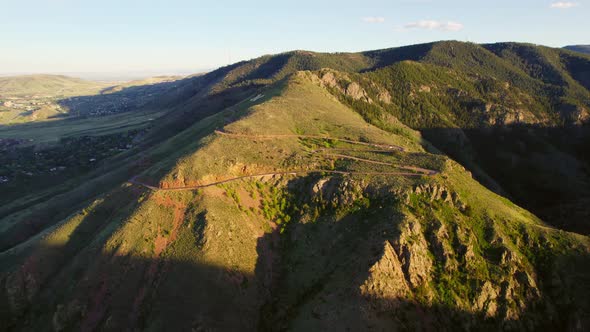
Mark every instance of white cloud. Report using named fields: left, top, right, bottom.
left=403, top=20, right=464, bottom=32
left=550, top=1, right=579, bottom=9
left=361, top=16, right=386, bottom=23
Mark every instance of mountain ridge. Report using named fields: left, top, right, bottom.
left=3, top=72, right=589, bottom=330
left=564, top=44, right=590, bottom=55
left=1, top=40, right=590, bottom=331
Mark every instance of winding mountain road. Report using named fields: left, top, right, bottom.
left=128, top=130, right=439, bottom=192
left=213, top=130, right=406, bottom=151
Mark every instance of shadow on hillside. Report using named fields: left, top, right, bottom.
left=0, top=66, right=244, bottom=134
left=2, top=241, right=261, bottom=330
left=419, top=123, right=590, bottom=234
left=361, top=42, right=435, bottom=72
left=0, top=62, right=272, bottom=224
left=0, top=182, right=263, bottom=331
left=0, top=77, right=196, bottom=132
left=0, top=72, right=267, bottom=252
left=1, top=171, right=589, bottom=331
left=0, top=69, right=265, bottom=149
left=254, top=175, right=590, bottom=331
left=54, top=78, right=195, bottom=118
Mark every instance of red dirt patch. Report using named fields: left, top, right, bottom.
left=236, top=187, right=260, bottom=210
left=126, top=193, right=187, bottom=327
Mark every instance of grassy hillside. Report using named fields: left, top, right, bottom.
left=1, top=73, right=589, bottom=331
left=1, top=41, right=590, bottom=331
left=0, top=74, right=191, bottom=125
left=0, top=75, right=108, bottom=124
left=0, top=75, right=107, bottom=97
left=2, top=41, right=590, bottom=231
left=100, top=75, right=184, bottom=94
left=291, top=41, right=590, bottom=233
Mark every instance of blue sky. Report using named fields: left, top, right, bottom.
left=1, top=0, right=588, bottom=76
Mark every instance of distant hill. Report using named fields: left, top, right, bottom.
left=100, top=75, right=184, bottom=94
left=0, top=75, right=189, bottom=124
left=0, top=74, right=109, bottom=97
left=564, top=45, right=590, bottom=55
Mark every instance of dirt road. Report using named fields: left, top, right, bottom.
left=214, top=130, right=405, bottom=151
left=128, top=130, right=438, bottom=191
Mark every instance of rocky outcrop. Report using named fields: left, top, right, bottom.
left=478, top=102, right=544, bottom=126
left=318, top=70, right=339, bottom=89
left=360, top=241, right=411, bottom=310
left=393, top=218, right=434, bottom=293
left=409, top=183, right=467, bottom=210
left=311, top=177, right=366, bottom=208
left=377, top=88, right=392, bottom=104
left=473, top=281, right=500, bottom=317
left=559, top=104, right=590, bottom=125
left=314, top=69, right=373, bottom=103
left=344, top=82, right=370, bottom=101
left=428, top=219, right=458, bottom=271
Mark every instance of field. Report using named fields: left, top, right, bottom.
left=0, top=74, right=186, bottom=125
left=0, top=74, right=108, bottom=97
left=0, top=108, right=165, bottom=145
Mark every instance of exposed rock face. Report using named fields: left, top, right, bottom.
left=560, top=104, right=590, bottom=124
left=377, top=88, right=392, bottom=104
left=410, top=183, right=466, bottom=210
left=314, top=69, right=372, bottom=103
left=312, top=177, right=366, bottom=208
left=345, top=82, right=371, bottom=101
left=336, top=180, right=571, bottom=328
left=318, top=70, right=339, bottom=89
left=474, top=281, right=500, bottom=317
left=579, top=107, right=590, bottom=123
left=355, top=207, right=550, bottom=327
left=497, top=249, right=541, bottom=320
left=360, top=241, right=411, bottom=310
left=502, top=110, right=526, bottom=125
left=428, top=219, right=458, bottom=271
left=393, top=218, right=434, bottom=292
left=478, top=102, right=544, bottom=126
left=311, top=178, right=330, bottom=196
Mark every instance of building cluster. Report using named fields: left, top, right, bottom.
left=1, top=97, right=53, bottom=112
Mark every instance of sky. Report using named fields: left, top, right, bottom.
left=1, top=0, right=588, bottom=78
